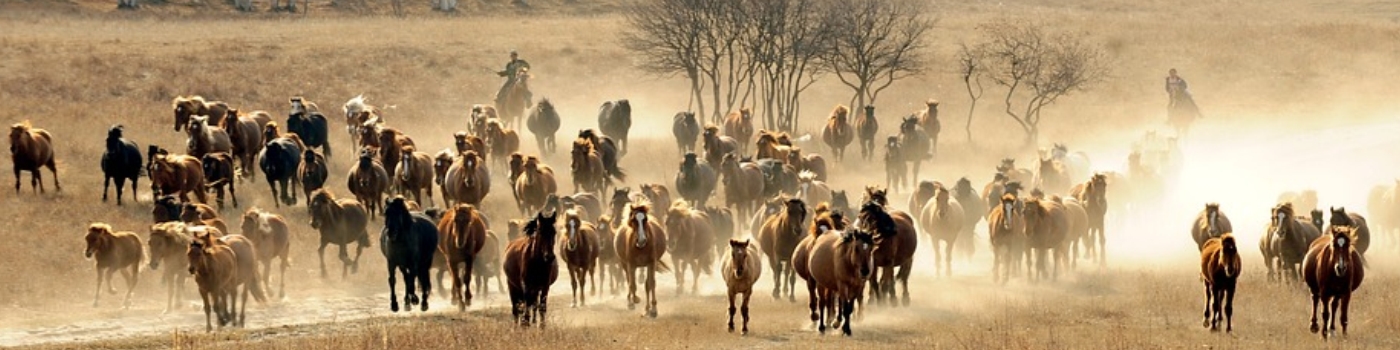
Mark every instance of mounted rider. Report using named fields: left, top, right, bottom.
left=495, top=50, right=532, bottom=104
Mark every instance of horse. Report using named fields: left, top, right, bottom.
left=951, top=178, right=986, bottom=260
left=1049, top=143, right=1091, bottom=182
left=915, top=100, right=940, bottom=157
left=453, top=131, right=487, bottom=156
left=755, top=158, right=799, bottom=198
left=1035, top=156, right=1071, bottom=195
left=396, top=146, right=436, bottom=206
left=595, top=215, right=623, bottom=295
left=10, top=121, right=60, bottom=193
left=221, top=109, right=267, bottom=181
left=495, top=68, right=533, bottom=129
left=996, top=158, right=1035, bottom=186
left=821, top=105, right=855, bottom=162
left=703, top=124, right=740, bottom=170
left=759, top=197, right=806, bottom=302
left=201, top=152, right=239, bottom=209
left=571, top=139, right=610, bottom=194
left=259, top=130, right=303, bottom=207
left=616, top=203, right=670, bottom=318
left=379, top=197, right=438, bottom=312
left=908, top=181, right=937, bottom=219
left=342, top=94, right=383, bottom=146
left=152, top=195, right=217, bottom=225
left=185, top=227, right=237, bottom=331
left=148, top=222, right=195, bottom=313
left=703, top=206, right=737, bottom=256
left=831, top=190, right=853, bottom=218
left=1325, top=207, right=1371, bottom=256
left=723, top=108, right=755, bottom=155
left=505, top=211, right=561, bottom=327
left=474, top=231, right=505, bottom=298
left=239, top=209, right=291, bottom=300
left=1058, top=197, right=1089, bottom=270
left=794, top=207, right=843, bottom=328
left=297, top=150, right=328, bottom=205
left=181, top=202, right=230, bottom=235
left=919, top=183, right=964, bottom=277
left=807, top=227, right=876, bottom=336
left=898, top=116, right=930, bottom=183
left=988, top=194, right=1023, bottom=284
left=1069, top=174, right=1108, bottom=265
left=485, top=119, right=522, bottom=172
left=442, top=151, right=490, bottom=207
left=1304, top=226, right=1365, bottom=339
left=639, top=184, right=674, bottom=223
left=598, top=99, right=633, bottom=155
left=560, top=208, right=600, bottom=307
left=797, top=171, right=833, bottom=208
left=1200, top=233, right=1241, bottom=332
left=723, top=239, right=762, bottom=335
left=577, top=129, right=625, bottom=183
left=374, top=127, right=416, bottom=182
left=347, top=147, right=390, bottom=219
left=437, top=203, right=488, bottom=310
left=85, top=223, right=143, bottom=308
left=755, top=130, right=795, bottom=162
left=1263, top=202, right=1321, bottom=283
left=102, top=125, right=142, bottom=205
left=666, top=200, right=715, bottom=295
left=672, top=111, right=701, bottom=156
left=307, top=189, right=371, bottom=278
left=1191, top=203, right=1233, bottom=250
left=884, top=136, right=907, bottom=193
left=514, top=157, right=558, bottom=216
left=527, top=98, right=561, bottom=155
left=1022, top=198, right=1069, bottom=282
left=186, top=115, right=233, bottom=160
left=558, top=192, right=605, bottom=225
left=675, top=153, right=719, bottom=208
left=468, top=104, right=496, bottom=138
left=172, top=96, right=229, bottom=132
left=858, top=199, right=918, bottom=306
left=854, top=105, right=879, bottom=161
left=150, top=153, right=208, bottom=204
left=1366, top=182, right=1398, bottom=250
left=787, top=150, right=828, bottom=182
left=287, top=108, right=332, bottom=158
left=721, top=153, right=767, bottom=221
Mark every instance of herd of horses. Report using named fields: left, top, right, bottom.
left=15, top=85, right=1394, bottom=339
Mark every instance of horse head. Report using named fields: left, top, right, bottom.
left=1219, top=234, right=1239, bottom=277
left=844, top=228, right=876, bottom=279
left=729, top=239, right=752, bottom=278
left=84, top=223, right=113, bottom=259
left=629, top=203, right=652, bottom=248
left=564, top=209, right=583, bottom=252
left=1332, top=227, right=1355, bottom=277
left=1205, top=203, right=1223, bottom=236
left=1329, top=206, right=1351, bottom=227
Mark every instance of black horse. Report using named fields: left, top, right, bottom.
left=260, top=136, right=303, bottom=206
left=526, top=98, right=561, bottom=155
left=674, top=152, right=717, bottom=207
left=288, top=110, right=332, bottom=158
left=381, top=196, right=439, bottom=312
left=671, top=111, right=701, bottom=156
left=597, top=99, right=632, bottom=156
left=101, top=125, right=142, bottom=205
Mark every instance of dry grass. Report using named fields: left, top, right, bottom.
left=3, top=0, right=1400, bottom=348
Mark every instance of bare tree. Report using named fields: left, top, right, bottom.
left=956, top=43, right=986, bottom=146
left=748, top=0, right=832, bottom=132
left=825, top=0, right=933, bottom=113
left=973, top=21, right=1108, bottom=146
left=695, top=0, right=755, bottom=124
left=622, top=0, right=708, bottom=118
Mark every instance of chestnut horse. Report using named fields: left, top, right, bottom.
left=793, top=206, right=844, bottom=328
left=822, top=105, right=855, bottom=162
left=758, top=197, right=806, bottom=301
left=504, top=211, right=561, bottom=327
left=615, top=203, right=670, bottom=318
left=1304, top=226, right=1365, bottom=339
left=172, top=96, right=230, bottom=132
left=437, top=203, right=487, bottom=310
left=514, top=156, right=558, bottom=216
left=572, top=139, right=610, bottom=194
left=723, top=108, right=755, bottom=154
left=485, top=119, right=521, bottom=172
left=10, top=121, right=60, bottom=193
left=85, top=223, right=143, bottom=308
left=1069, top=174, right=1108, bottom=265
left=560, top=208, right=599, bottom=307
left=1200, top=233, right=1241, bottom=333
left=150, top=153, right=208, bottom=204
left=347, top=147, right=390, bottom=219
left=239, top=209, right=291, bottom=299
left=853, top=105, right=879, bottom=161
left=666, top=200, right=714, bottom=295
left=442, top=151, right=490, bottom=207
left=702, top=124, right=740, bottom=170
left=988, top=193, right=1024, bottom=284
left=396, top=146, right=435, bottom=205
left=1022, top=198, right=1069, bottom=282
left=723, top=239, right=762, bottom=335
left=807, top=228, right=876, bottom=336
left=298, top=150, right=329, bottom=204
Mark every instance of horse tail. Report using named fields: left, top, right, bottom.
left=608, top=165, right=627, bottom=182
left=248, top=263, right=269, bottom=304
left=655, top=259, right=671, bottom=274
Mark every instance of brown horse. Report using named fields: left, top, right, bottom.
left=180, top=203, right=230, bottom=241
left=201, top=152, right=238, bottom=210
left=186, top=115, right=233, bottom=160
left=375, top=127, right=416, bottom=183
left=1304, top=227, right=1365, bottom=339
left=560, top=208, right=600, bottom=307
left=996, top=158, right=1035, bottom=186
left=1200, top=233, right=1242, bottom=332
left=1022, top=198, right=1069, bottom=282
left=794, top=206, right=844, bottom=326
left=347, top=147, right=390, bottom=219
left=186, top=227, right=237, bottom=331
left=571, top=139, right=610, bottom=194
left=915, top=100, right=940, bottom=156
left=797, top=171, right=832, bottom=207
left=808, top=227, right=876, bottom=336
left=496, top=68, right=533, bottom=129
left=884, top=136, right=907, bottom=193
left=721, top=153, right=767, bottom=221
left=1192, top=203, right=1233, bottom=250
left=437, top=204, right=487, bottom=310
left=239, top=209, right=291, bottom=299
left=10, top=121, right=60, bottom=193
left=615, top=203, right=670, bottom=318
left=1058, top=197, right=1089, bottom=270
left=148, top=222, right=196, bottom=313
left=918, top=183, right=964, bottom=277
left=474, top=230, right=506, bottom=298
left=468, top=104, right=496, bottom=138
left=172, top=96, right=230, bottom=132
left=504, top=211, right=560, bottom=327
left=639, top=183, right=674, bottom=223
left=854, top=105, right=879, bottom=161
left=442, top=151, right=490, bottom=207
left=85, top=223, right=143, bottom=308
left=723, top=239, right=762, bottom=335
left=703, top=124, right=740, bottom=170
left=396, top=146, right=435, bottom=205
left=1035, top=156, right=1071, bottom=195
left=758, top=197, right=806, bottom=301
left=666, top=200, right=714, bottom=295
left=514, top=156, right=558, bottom=216
left=595, top=215, right=623, bottom=295
left=754, top=130, right=794, bottom=162
left=897, top=116, right=930, bottom=184
left=858, top=199, right=918, bottom=306
left=1325, top=207, right=1371, bottom=256
left=221, top=109, right=268, bottom=181
left=307, top=189, right=371, bottom=279
left=723, top=108, right=755, bottom=154
left=1263, top=202, right=1320, bottom=283
left=485, top=119, right=522, bottom=171
left=988, top=193, right=1024, bottom=284
left=151, top=153, right=208, bottom=204
left=1069, top=174, right=1108, bottom=265
left=822, top=105, right=855, bottom=162
left=787, top=149, right=828, bottom=182
left=298, top=149, right=329, bottom=204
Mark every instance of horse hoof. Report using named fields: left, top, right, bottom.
left=727, top=324, right=734, bottom=333
left=1202, top=319, right=1210, bottom=328
left=421, top=300, right=430, bottom=312
left=391, top=302, right=400, bottom=313
left=742, top=328, right=749, bottom=336
left=1310, top=323, right=1319, bottom=333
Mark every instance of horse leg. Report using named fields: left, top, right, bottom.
left=898, top=259, right=912, bottom=307
left=645, top=265, right=658, bottom=318
left=806, top=279, right=819, bottom=325
left=1340, top=293, right=1351, bottom=335
left=103, top=176, right=112, bottom=203
left=625, top=266, right=637, bottom=310
left=771, top=257, right=783, bottom=300
left=32, top=169, right=43, bottom=193
left=13, top=168, right=20, bottom=193
left=121, top=265, right=138, bottom=308
left=840, top=297, right=854, bottom=336
left=387, top=263, right=401, bottom=312
left=1224, top=287, right=1235, bottom=333
left=880, top=266, right=895, bottom=303
left=317, top=242, right=329, bottom=279
left=1309, top=292, right=1321, bottom=333
left=568, top=265, right=580, bottom=308
left=278, top=255, right=289, bottom=300
left=726, top=291, right=737, bottom=333
left=1322, top=297, right=1335, bottom=339
left=694, top=262, right=704, bottom=296
left=674, top=260, right=686, bottom=296
left=1201, top=282, right=1212, bottom=328
left=200, top=291, right=213, bottom=332
left=92, top=267, right=104, bottom=307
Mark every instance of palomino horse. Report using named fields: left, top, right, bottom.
left=822, top=105, right=855, bottom=162
left=85, top=223, right=143, bottom=308
left=1304, top=226, right=1364, bottom=339
left=759, top=197, right=806, bottom=302
left=615, top=203, right=669, bottom=318
left=723, top=239, right=762, bottom=335
left=505, top=211, right=560, bottom=327
left=1200, top=233, right=1241, bottom=333
left=495, top=68, right=533, bottom=128
left=10, top=121, right=61, bottom=193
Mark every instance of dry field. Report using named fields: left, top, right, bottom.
left=3, top=0, right=1400, bottom=349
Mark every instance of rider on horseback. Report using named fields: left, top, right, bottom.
left=495, top=50, right=533, bottom=107
left=1165, top=68, right=1202, bottom=134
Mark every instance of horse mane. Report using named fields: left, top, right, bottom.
left=831, top=105, right=849, bottom=120
left=858, top=201, right=896, bottom=235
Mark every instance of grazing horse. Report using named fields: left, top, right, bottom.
left=442, top=151, right=490, bottom=207
left=1192, top=203, right=1233, bottom=250
left=221, top=109, right=267, bottom=181
left=297, top=150, right=328, bottom=204
left=437, top=204, right=488, bottom=310
left=201, top=152, right=239, bottom=209
left=988, top=194, right=1024, bottom=284
left=616, top=203, right=670, bottom=318
left=505, top=211, right=561, bottom=327
left=186, top=116, right=233, bottom=160
left=1304, top=227, right=1365, bottom=339
left=10, top=121, right=60, bottom=193
left=148, top=222, right=194, bottom=313
left=723, top=108, right=755, bottom=154
left=85, top=223, right=143, bottom=308
left=1325, top=207, right=1371, bottom=256
left=1069, top=174, right=1108, bottom=265
left=666, top=200, right=715, bottom=295
left=496, top=69, right=533, bottom=129
left=702, top=124, right=740, bottom=170
left=898, top=116, right=930, bottom=183
left=1262, top=203, right=1320, bottom=282
left=347, top=148, right=390, bottom=219
left=822, top=105, right=855, bottom=162
left=172, top=96, right=230, bottom=132
left=919, top=183, right=964, bottom=277
left=514, top=156, right=558, bottom=216
left=672, top=111, right=701, bottom=156
left=150, top=153, right=208, bottom=204
left=675, top=153, right=719, bottom=208
left=307, top=189, right=371, bottom=278
left=381, top=197, right=439, bottom=312
left=239, top=209, right=291, bottom=299
left=854, top=105, right=879, bottom=161
left=1035, top=156, right=1071, bottom=195
left=259, top=130, right=303, bottom=207
left=598, top=99, right=633, bottom=155
left=396, top=147, right=435, bottom=205
left=1200, top=233, right=1241, bottom=332
left=527, top=98, right=561, bottom=155
left=102, top=125, right=142, bottom=205
left=560, top=209, right=600, bottom=307
left=915, top=100, right=940, bottom=157
left=859, top=200, right=918, bottom=306
left=1022, top=198, right=1069, bottom=282
left=759, top=197, right=806, bottom=302
left=808, top=228, right=876, bottom=336
left=721, top=153, right=767, bottom=221
left=884, top=136, right=907, bottom=193
left=723, top=239, right=762, bottom=335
